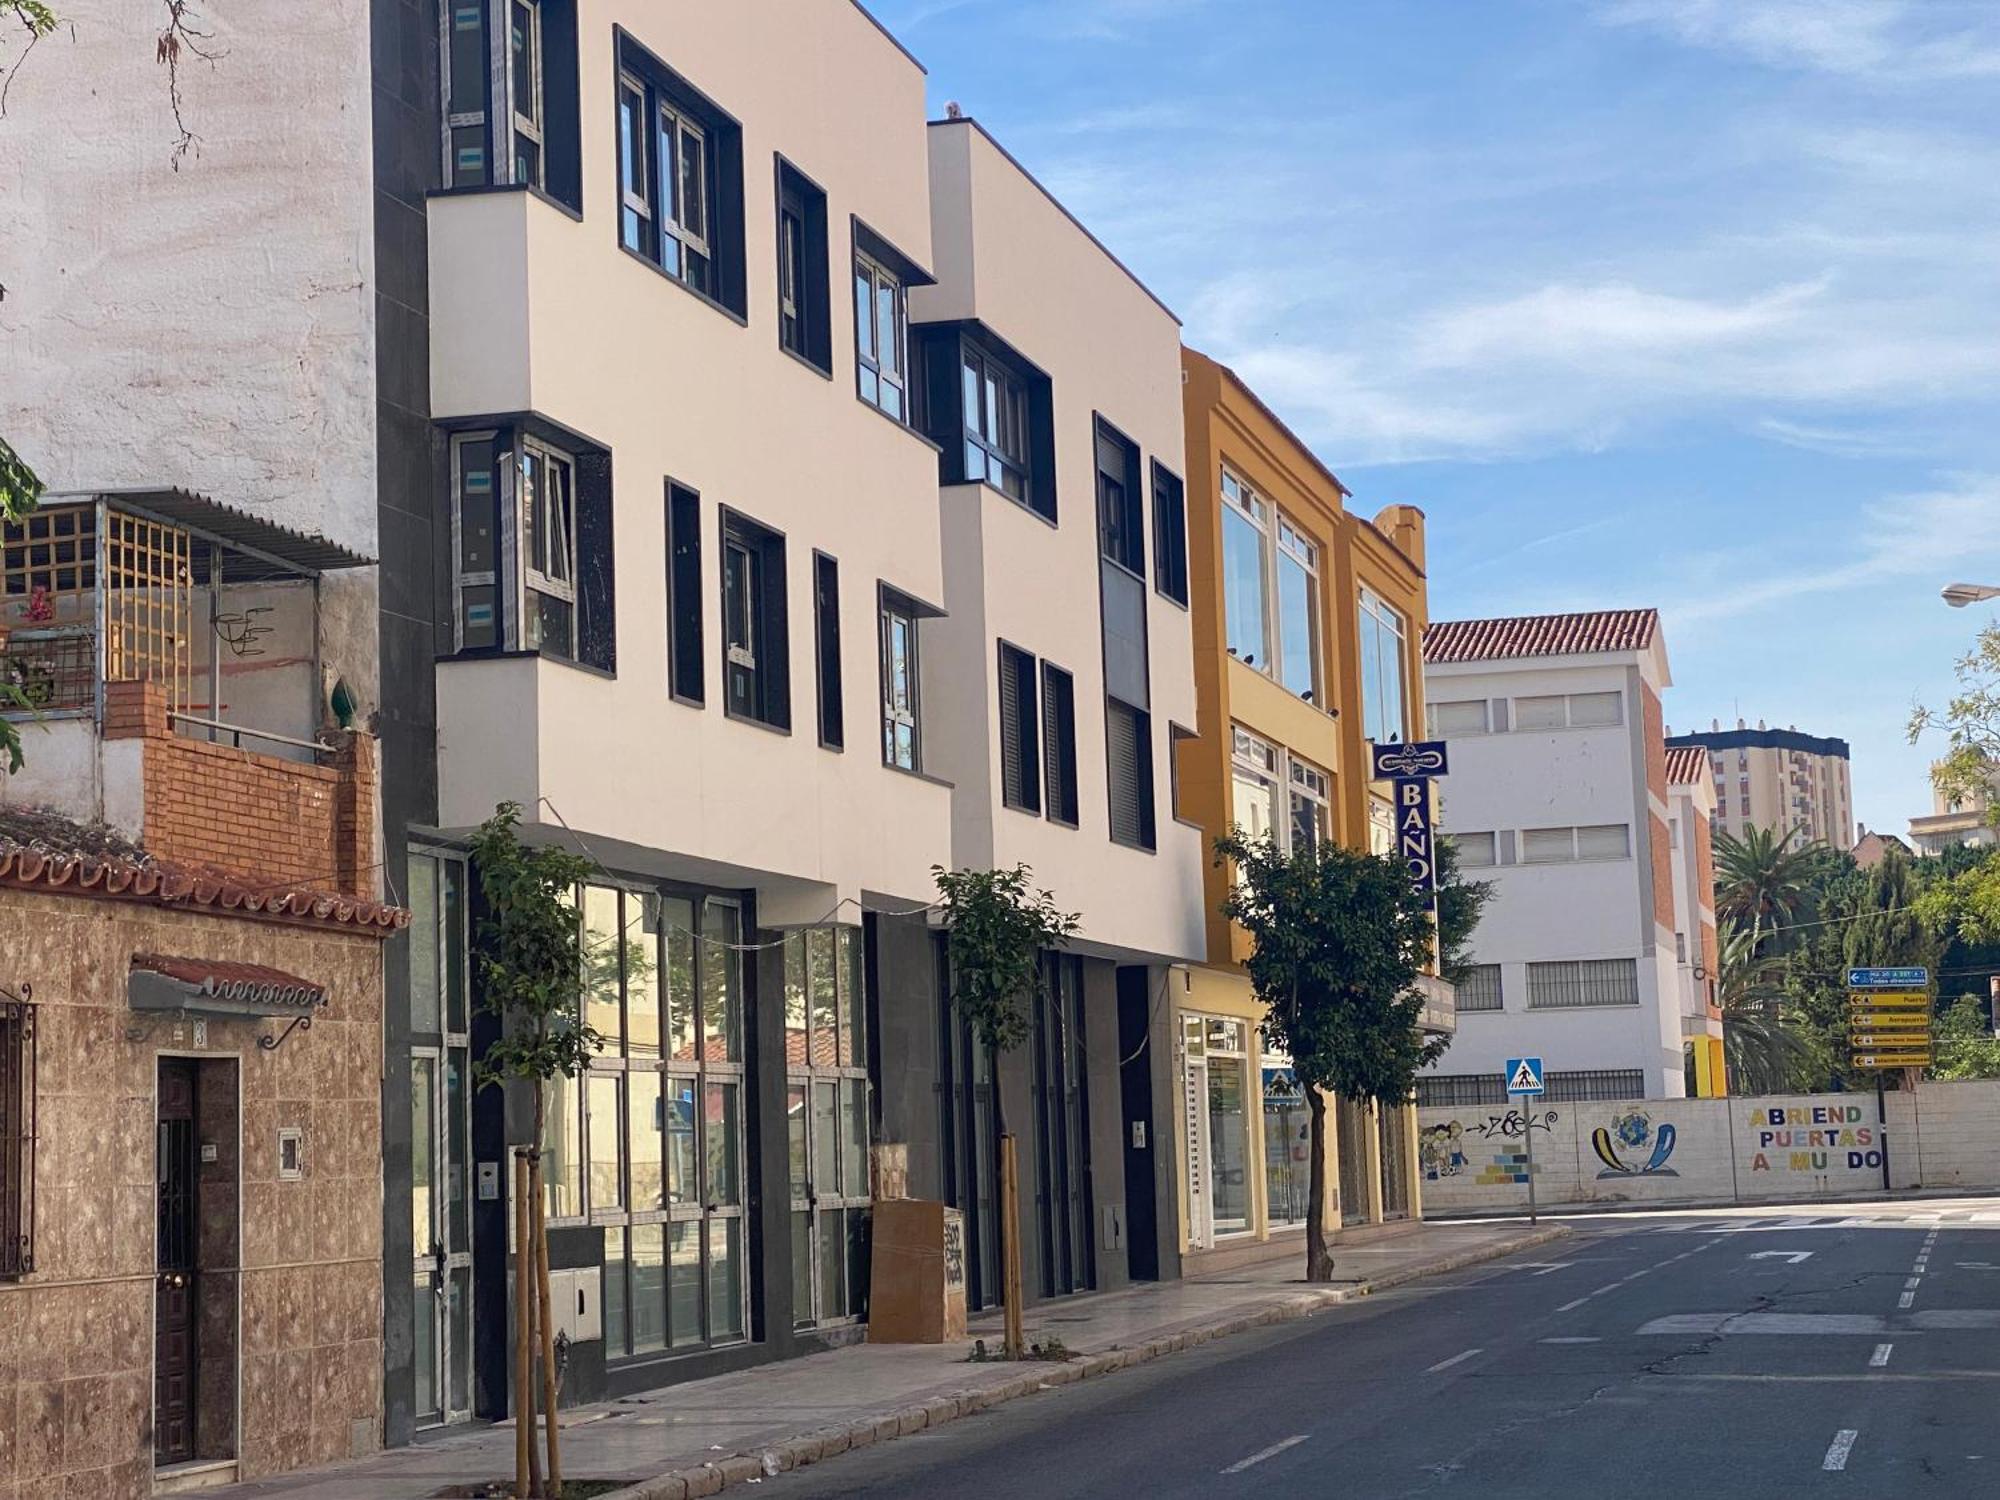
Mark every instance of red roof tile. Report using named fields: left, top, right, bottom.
left=132, top=954, right=325, bottom=991
left=1424, top=608, right=1659, bottom=665
left=1665, top=745, right=1711, bottom=786
left=0, top=837, right=408, bottom=935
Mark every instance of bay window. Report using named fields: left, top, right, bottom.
left=1358, top=587, right=1409, bottom=745
left=1221, top=469, right=1321, bottom=704
left=1230, top=725, right=1330, bottom=859
left=962, top=346, right=1028, bottom=500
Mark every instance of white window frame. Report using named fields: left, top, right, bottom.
left=1359, top=586, right=1409, bottom=745
left=855, top=250, right=907, bottom=418
left=1219, top=468, right=1324, bottom=707
left=880, top=594, right=920, bottom=771
left=1428, top=698, right=1490, bottom=737
left=618, top=72, right=652, bottom=253
left=1288, top=754, right=1330, bottom=853
left=519, top=437, right=576, bottom=603
left=658, top=101, right=711, bottom=265
left=1229, top=724, right=1329, bottom=859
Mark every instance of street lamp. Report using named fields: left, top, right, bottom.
left=1942, top=582, right=2000, bottom=608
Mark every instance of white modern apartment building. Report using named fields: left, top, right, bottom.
left=1420, top=610, right=1689, bottom=1103
left=1665, top=745, right=1725, bottom=1096
left=1665, top=719, right=1854, bottom=851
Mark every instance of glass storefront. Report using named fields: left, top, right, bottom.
left=1261, top=1062, right=1311, bottom=1229
left=1204, top=1017, right=1251, bottom=1236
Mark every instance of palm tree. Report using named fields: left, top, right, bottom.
left=1714, top=824, right=1825, bottom=946
left=1716, top=920, right=1811, bottom=1094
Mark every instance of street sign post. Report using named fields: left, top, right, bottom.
left=1505, top=1057, right=1544, bottom=1224
left=1847, top=969, right=1933, bottom=1076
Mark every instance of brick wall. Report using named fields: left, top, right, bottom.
left=1650, top=812, right=1676, bottom=935
left=102, top=680, right=377, bottom=897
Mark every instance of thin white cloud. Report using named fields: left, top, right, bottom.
left=1671, top=474, right=2000, bottom=626
left=1600, top=0, right=2000, bottom=81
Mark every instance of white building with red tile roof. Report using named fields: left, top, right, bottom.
left=1419, top=608, right=1713, bottom=1103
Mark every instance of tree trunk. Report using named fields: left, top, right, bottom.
left=514, top=1150, right=533, bottom=1499
left=1304, top=1087, right=1334, bottom=1283
left=533, top=1152, right=563, bottom=1498
left=992, top=1048, right=1025, bottom=1359
left=527, top=1085, right=546, bottom=1495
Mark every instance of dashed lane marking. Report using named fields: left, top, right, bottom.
left=1824, top=1430, right=1859, bottom=1472
left=1425, top=1348, right=1483, bottom=1374
left=1870, top=1344, right=1893, bottom=1368
left=1220, top=1435, right=1309, bottom=1475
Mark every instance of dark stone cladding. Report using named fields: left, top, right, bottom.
left=1666, top=727, right=1852, bottom=760
left=370, top=0, right=444, bottom=1451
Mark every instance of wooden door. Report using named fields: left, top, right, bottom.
left=155, top=1059, right=199, bottom=1466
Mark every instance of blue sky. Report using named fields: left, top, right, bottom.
left=871, top=0, right=2000, bottom=839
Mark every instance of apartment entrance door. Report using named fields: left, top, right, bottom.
left=155, top=1058, right=199, bottom=1466
left=411, top=1049, right=474, bottom=1427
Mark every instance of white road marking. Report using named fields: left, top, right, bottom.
left=1824, top=1430, right=1859, bottom=1472
left=1910, top=1309, right=2000, bottom=1329
left=1426, top=1348, right=1483, bottom=1373
left=1221, top=1435, right=1309, bottom=1474
left=1749, top=1250, right=1815, bottom=1265
left=1870, top=1343, right=1893, bottom=1368
left=1899, top=1291, right=1916, bottom=1309
left=1557, top=1297, right=1589, bottom=1312
left=1906, top=1277, right=1924, bottom=1291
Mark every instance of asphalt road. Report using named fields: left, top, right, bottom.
left=760, top=1198, right=2000, bottom=1499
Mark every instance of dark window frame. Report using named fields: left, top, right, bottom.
left=1105, top=695, right=1157, bottom=852
left=719, top=507, right=790, bottom=732
left=997, top=640, right=1042, bottom=815
left=1094, top=415, right=1145, bottom=580
left=1151, top=460, right=1188, bottom=607
left=911, top=322, right=1057, bottom=523
left=666, top=480, right=704, bottom=706
left=1040, top=662, right=1080, bottom=828
left=814, top=551, right=844, bottom=751
left=775, top=156, right=832, bottom=374
left=851, top=220, right=935, bottom=427
left=613, top=27, right=748, bottom=319
left=877, top=584, right=928, bottom=772
left=0, top=992, right=35, bottom=1280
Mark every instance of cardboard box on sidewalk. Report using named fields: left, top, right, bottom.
left=867, top=1199, right=968, bottom=1343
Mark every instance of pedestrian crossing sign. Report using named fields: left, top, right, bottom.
left=1505, top=1056, right=1545, bottom=1097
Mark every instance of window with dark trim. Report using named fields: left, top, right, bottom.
left=1168, top=721, right=1197, bottom=822
left=1106, top=696, right=1155, bottom=851
left=1151, top=462, right=1188, bottom=606
left=666, top=482, right=703, bottom=704
left=814, top=552, right=843, bottom=750
left=911, top=323, right=1057, bottom=522
left=1095, top=418, right=1144, bottom=578
left=0, top=992, right=34, bottom=1280
left=721, top=509, right=788, bottom=730
left=852, top=222, right=932, bottom=423
left=878, top=587, right=924, bottom=771
left=441, top=0, right=580, bottom=209
left=1041, top=663, right=1079, bottom=827
left=614, top=29, right=748, bottom=317
left=998, top=642, right=1041, bottom=814
left=447, top=423, right=614, bottom=672
left=776, top=160, right=831, bottom=372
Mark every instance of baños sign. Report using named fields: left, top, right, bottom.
left=1372, top=740, right=1449, bottom=911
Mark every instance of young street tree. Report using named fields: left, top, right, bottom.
left=1217, top=831, right=1441, bottom=1283
left=470, top=803, right=601, bottom=1500
left=932, top=863, right=1080, bottom=1356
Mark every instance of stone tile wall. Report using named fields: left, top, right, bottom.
left=0, top=888, right=386, bottom=1500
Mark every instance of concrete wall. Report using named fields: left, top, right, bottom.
left=0, top=0, right=381, bottom=701
left=1417, top=1081, right=2000, bottom=1215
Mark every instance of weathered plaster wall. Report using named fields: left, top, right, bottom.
left=0, top=0, right=379, bottom=703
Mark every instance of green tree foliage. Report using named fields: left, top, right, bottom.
left=1434, top=835, right=1496, bottom=988
left=931, top=863, right=1081, bottom=1055
left=1841, top=844, right=1943, bottom=977
left=1715, top=920, right=1812, bottom=1095
left=1931, top=993, right=2000, bottom=1081
left=0, top=436, right=41, bottom=773
left=1910, top=621, right=2000, bottom=817
left=469, top=804, right=603, bottom=1119
left=1216, top=830, right=1437, bottom=1279
left=1714, top=824, right=1828, bottom=946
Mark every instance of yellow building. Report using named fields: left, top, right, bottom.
left=1173, top=348, right=1448, bottom=1271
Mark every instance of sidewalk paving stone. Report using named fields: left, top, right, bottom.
left=208, top=1218, right=1567, bottom=1500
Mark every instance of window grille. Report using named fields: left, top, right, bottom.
left=1, top=989, right=38, bottom=1279
left=1526, top=958, right=1640, bottom=1009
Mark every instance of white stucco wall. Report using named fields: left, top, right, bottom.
left=1427, top=651, right=1684, bottom=1096
left=911, top=120, right=1204, bottom=965
left=429, top=0, right=952, bottom=915
left=0, top=0, right=380, bottom=741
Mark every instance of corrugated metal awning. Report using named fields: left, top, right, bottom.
left=39, top=487, right=376, bottom=576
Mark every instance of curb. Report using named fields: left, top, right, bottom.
left=599, top=1224, right=1572, bottom=1500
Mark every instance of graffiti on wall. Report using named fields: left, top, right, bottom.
left=1592, top=1110, right=1678, bottom=1178
left=1745, top=1103, right=1882, bottom=1173
left=1421, top=1110, right=1560, bottom=1185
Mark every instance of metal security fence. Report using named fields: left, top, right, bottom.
left=1526, top=958, right=1639, bottom=1009
left=1417, top=1068, right=1646, bottom=1108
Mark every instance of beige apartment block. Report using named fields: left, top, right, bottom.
left=1665, top=720, right=1854, bottom=851
left=1909, top=760, right=2000, bottom=854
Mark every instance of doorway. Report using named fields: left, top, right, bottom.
left=155, top=1058, right=199, bottom=1466
left=936, top=960, right=1000, bottom=1313
left=1031, top=955, right=1093, bottom=1298
left=411, top=1048, right=473, bottom=1427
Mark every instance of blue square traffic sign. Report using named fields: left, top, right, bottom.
left=1504, top=1057, right=1545, bottom=1097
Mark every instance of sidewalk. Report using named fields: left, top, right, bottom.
left=214, top=1218, right=1568, bottom=1500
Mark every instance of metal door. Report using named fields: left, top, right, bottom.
left=154, top=1059, right=199, bottom=1466
left=411, top=1049, right=473, bottom=1427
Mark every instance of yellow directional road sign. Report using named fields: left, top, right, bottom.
left=1852, top=1033, right=1932, bottom=1050
left=1853, top=1053, right=1933, bottom=1069
left=1847, top=1011, right=1932, bottom=1032
left=1847, top=989, right=1930, bottom=1010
